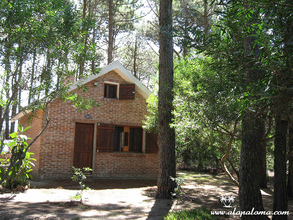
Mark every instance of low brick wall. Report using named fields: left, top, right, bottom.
left=94, top=152, right=159, bottom=180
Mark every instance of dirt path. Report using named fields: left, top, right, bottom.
left=0, top=171, right=292, bottom=219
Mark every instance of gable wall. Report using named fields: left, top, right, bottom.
left=36, top=71, right=158, bottom=179
left=18, top=110, right=44, bottom=179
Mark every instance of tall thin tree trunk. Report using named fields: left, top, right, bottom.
left=92, top=25, right=96, bottom=74
left=156, top=0, right=176, bottom=199
left=133, top=36, right=138, bottom=78
left=203, top=0, right=209, bottom=34
left=28, top=48, right=36, bottom=104
left=288, top=121, right=293, bottom=197
left=259, top=118, right=267, bottom=188
left=274, top=0, right=292, bottom=213
left=238, top=2, right=268, bottom=218
left=4, top=112, right=9, bottom=139
left=108, top=0, right=114, bottom=64
left=273, top=114, right=288, bottom=220
left=79, top=0, right=87, bottom=77
left=11, top=58, right=23, bottom=134
left=183, top=16, right=188, bottom=58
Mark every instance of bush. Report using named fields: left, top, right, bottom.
left=164, top=208, right=216, bottom=220
left=0, top=126, right=35, bottom=190
left=71, top=166, right=92, bottom=202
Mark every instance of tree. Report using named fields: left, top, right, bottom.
left=173, top=0, right=216, bottom=58
left=117, top=26, right=158, bottom=88
left=270, top=1, right=293, bottom=218
left=156, top=0, right=176, bottom=199
left=238, top=2, right=268, bottom=217
left=93, top=0, right=142, bottom=64
left=0, top=0, right=78, bottom=143
left=0, top=0, right=100, bottom=185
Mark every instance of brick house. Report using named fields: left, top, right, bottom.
left=12, top=61, right=159, bottom=180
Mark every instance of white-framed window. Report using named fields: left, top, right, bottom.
left=104, top=81, right=120, bottom=98
left=103, top=81, right=135, bottom=100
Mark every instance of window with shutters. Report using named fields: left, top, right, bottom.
left=97, top=124, right=146, bottom=153
left=104, top=83, right=118, bottom=98
left=103, top=82, right=135, bottom=100
left=96, top=124, right=115, bottom=152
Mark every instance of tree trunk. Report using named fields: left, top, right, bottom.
left=11, top=58, right=23, bottom=134
left=274, top=0, right=292, bottom=212
left=108, top=0, right=114, bottom=64
left=28, top=48, right=36, bottom=104
left=4, top=112, right=9, bottom=139
left=156, top=0, right=176, bottom=199
left=203, top=0, right=209, bottom=34
left=238, top=2, right=268, bottom=218
left=91, top=25, right=96, bottom=74
left=259, top=118, right=267, bottom=188
left=79, top=0, right=87, bottom=76
left=288, top=122, right=293, bottom=197
left=273, top=114, right=288, bottom=220
left=239, top=112, right=268, bottom=219
left=133, top=36, right=138, bottom=78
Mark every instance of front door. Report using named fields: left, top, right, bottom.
left=73, top=123, right=94, bottom=169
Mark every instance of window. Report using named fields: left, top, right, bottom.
left=97, top=124, right=143, bottom=153
left=104, top=84, right=117, bottom=98
left=103, top=82, right=135, bottom=100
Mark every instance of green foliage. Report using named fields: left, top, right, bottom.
left=164, top=208, right=216, bottom=220
left=0, top=125, right=35, bottom=189
left=71, top=166, right=92, bottom=190
left=71, top=166, right=92, bottom=201
left=143, top=93, right=159, bottom=133
left=61, top=92, right=101, bottom=112
left=170, top=176, right=185, bottom=198
left=173, top=57, right=241, bottom=170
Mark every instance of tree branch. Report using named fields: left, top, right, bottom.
left=221, top=119, right=239, bottom=187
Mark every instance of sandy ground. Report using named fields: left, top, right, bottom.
left=0, top=172, right=292, bottom=220
left=0, top=179, right=175, bottom=220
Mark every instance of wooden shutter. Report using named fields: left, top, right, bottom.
left=119, top=84, right=135, bottom=100
left=96, top=123, right=115, bottom=152
left=146, top=132, right=158, bottom=153
left=129, top=127, right=142, bottom=152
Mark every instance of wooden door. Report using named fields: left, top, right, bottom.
left=73, top=123, right=94, bottom=169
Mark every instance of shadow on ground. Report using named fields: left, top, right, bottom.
left=30, top=178, right=157, bottom=190
left=0, top=201, right=149, bottom=220
left=147, top=199, right=173, bottom=220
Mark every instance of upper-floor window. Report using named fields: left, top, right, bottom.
left=103, top=82, right=135, bottom=100
left=104, top=83, right=117, bottom=98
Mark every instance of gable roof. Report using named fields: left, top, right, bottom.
left=11, top=61, right=151, bottom=122
left=71, top=60, right=151, bottom=99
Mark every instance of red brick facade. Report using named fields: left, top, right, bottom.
left=18, top=65, right=158, bottom=180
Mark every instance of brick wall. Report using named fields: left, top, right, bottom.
left=21, top=70, right=159, bottom=180
left=94, top=153, right=158, bottom=179
left=19, top=110, right=44, bottom=179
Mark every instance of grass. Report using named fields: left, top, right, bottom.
left=164, top=208, right=217, bottom=220
left=177, top=170, right=229, bottom=185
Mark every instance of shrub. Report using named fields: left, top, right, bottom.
left=0, top=126, right=35, bottom=190
left=71, top=166, right=92, bottom=202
